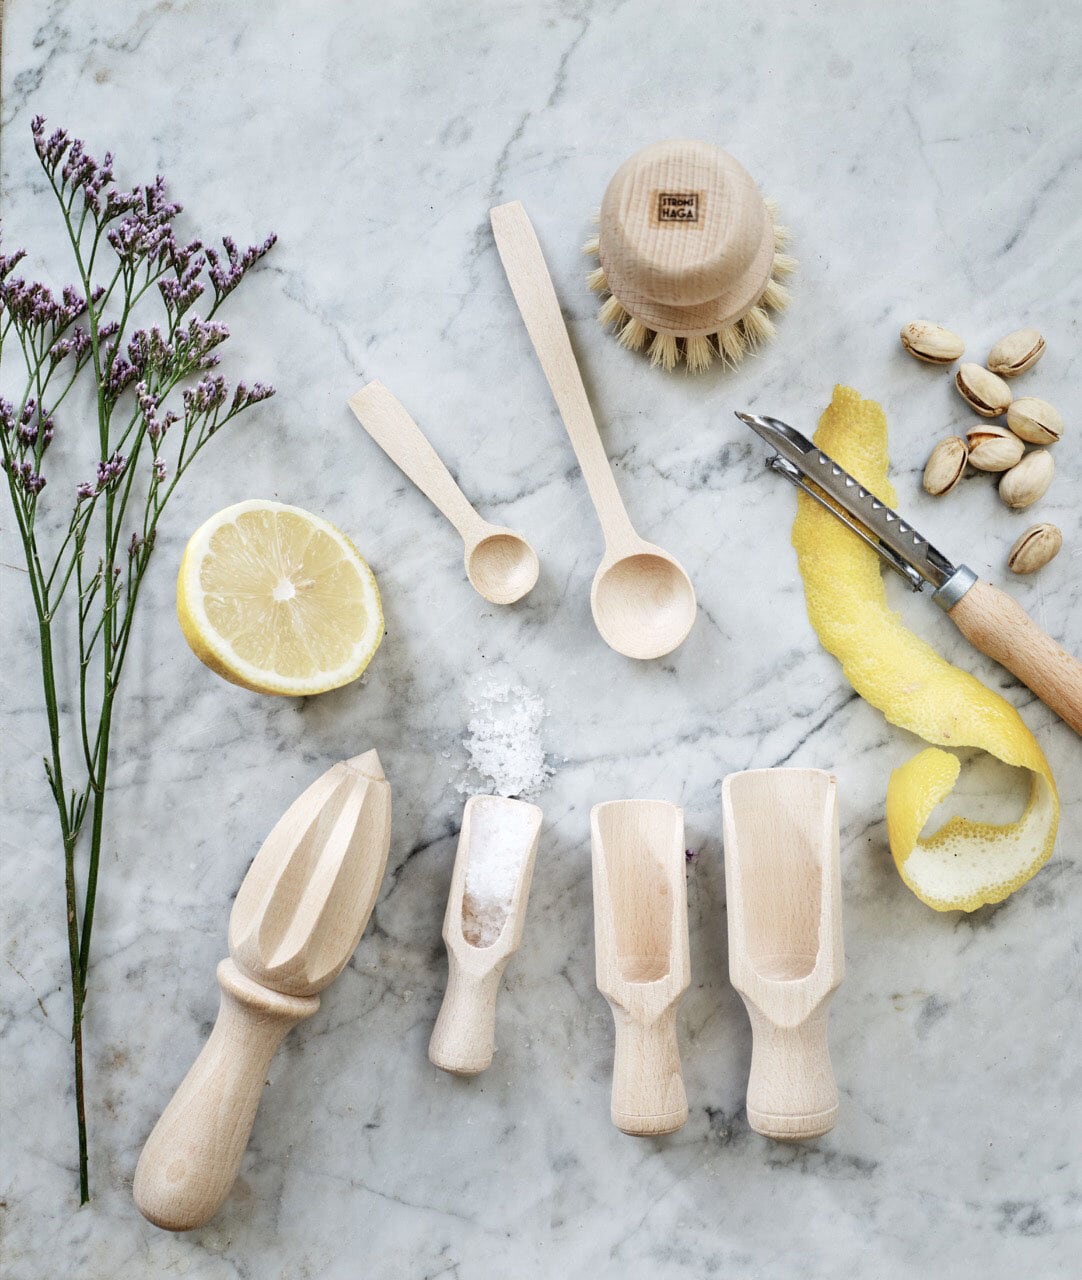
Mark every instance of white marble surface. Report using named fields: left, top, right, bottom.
left=2, top=2, right=1080, bottom=1276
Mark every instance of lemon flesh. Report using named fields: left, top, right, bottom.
left=792, top=386, right=1058, bottom=912
left=177, top=500, right=383, bottom=696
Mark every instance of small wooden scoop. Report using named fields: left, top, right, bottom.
left=134, top=751, right=392, bottom=1231
left=429, top=795, right=542, bottom=1075
left=591, top=800, right=690, bottom=1135
left=722, top=768, right=844, bottom=1140
left=348, top=381, right=539, bottom=604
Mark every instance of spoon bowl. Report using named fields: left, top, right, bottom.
left=465, top=528, right=540, bottom=605
left=591, top=547, right=697, bottom=660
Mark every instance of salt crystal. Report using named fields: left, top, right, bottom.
left=461, top=797, right=538, bottom=947
left=458, top=681, right=552, bottom=799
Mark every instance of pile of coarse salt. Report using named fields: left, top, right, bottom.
left=462, top=798, right=538, bottom=947
left=458, top=680, right=552, bottom=799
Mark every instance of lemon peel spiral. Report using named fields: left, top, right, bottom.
left=792, top=386, right=1058, bottom=911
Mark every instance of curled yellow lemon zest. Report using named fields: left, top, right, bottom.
left=792, top=386, right=1058, bottom=912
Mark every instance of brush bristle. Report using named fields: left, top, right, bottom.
left=598, top=294, right=629, bottom=331
left=586, top=264, right=608, bottom=293
left=684, top=335, right=715, bottom=374
left=763, top=195, right=780, bottom=217
left=716, top=323, right=747, bottom=365
left=582, top=235, right=600, bottom=257
left=648, top=331, right=679, bottom=371
left=741, top=306, right=776, bottom=347
left=773, top=223, right=791, bottom=250
left=761, top=278, right=791, bottom=312
left=617, top=316, right=650, bottom=352
left=771, top=251, right=798, bottom=279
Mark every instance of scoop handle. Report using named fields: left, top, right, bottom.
left=743, top=1002, right=838, bottom=1140
left=133, top=959, right=318, bottom=1231
left=948, top=579, right=1082, bottom=734
left=610, top=1003, right=687, bottom=1136
left=490, top=200, right=638, bottom=553
left=347, top=381, right=487, bottom=546
left=428, top=952, right=506, bottom=1076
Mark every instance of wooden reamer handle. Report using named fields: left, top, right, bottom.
left=948, top=580, right=1082, bottom=734
left=610, top=1003, right=687, bottom=1136
left=133, top=960, right=318, bottom=1231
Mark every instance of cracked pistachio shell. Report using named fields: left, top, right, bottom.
left=922, top=436, right=968, bottom=495
left=1006, top=397, right=1063, bottom=445
left=988, top=329, right=1045, bottom=378
left=965, top=423, right=1025, bottom=472
left=955, top=362, right=1012, bottom=416
left=1008, top=523, right=1062, bottom=574
left=900, top=321, right=966, bottom=365
left=999, top=449, right=1054, bottom=509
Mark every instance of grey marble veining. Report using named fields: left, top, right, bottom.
left=1, top=2, right=1080, bottom=1277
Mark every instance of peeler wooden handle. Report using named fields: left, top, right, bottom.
left=948, top=580, right=1082, bottom=734
left=744, top=1004, right=838, bottom=1140
left=133, top=960, right=318, bottom=1232
left=610, top=1002, right=687, bottom=1136
left=428, top=952, right=506, bottom=1076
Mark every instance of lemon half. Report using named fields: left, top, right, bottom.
left=177, top=500, right=383, bottom=696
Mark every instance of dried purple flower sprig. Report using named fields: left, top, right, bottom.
left=1, top=117, right=277, bottom=1204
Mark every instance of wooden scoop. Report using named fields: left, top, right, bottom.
left=591, top=800, right=690, bottom=1134
left=490, top=201, right=697, bottom=659
left=722, top=768, right=844, bottom=1140
left=348, top=381, right=539, bottom=605
left=133, top=751, right=391, bottom=1231
left=429, top=795, right=542, bottom=1075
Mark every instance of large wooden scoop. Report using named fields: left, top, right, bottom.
left=133, top=751, right=391, bottom=1231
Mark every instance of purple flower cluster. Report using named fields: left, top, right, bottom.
left=5, top=459, right=47, bottom=494
left=206, top=234, right=277, bottom=302
left=135, top=381, right=178, bottom=443
left=94, top=451, right=127, bottom=489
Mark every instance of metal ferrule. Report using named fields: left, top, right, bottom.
left=932, top=564, right=978, bottom=611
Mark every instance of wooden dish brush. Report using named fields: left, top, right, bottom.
left=584, top=139, right=795, bottom=373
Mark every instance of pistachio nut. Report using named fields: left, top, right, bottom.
left=1007, top=523, right=1062, bottom=574
left=1006, top=397, right=1063, bottom=445
left=999, top=449, right=1054, bottom=508
left=922, top=436, right=969, bottom=495
left=955, top=362, right=1012, bottom=417
left=900, top=321, right=966, bottom=365
left=965, top=423, right=1025, bottom=472
left=988, top=328, right=1045, bottom=378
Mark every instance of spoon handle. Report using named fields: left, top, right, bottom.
left=348, top=382, right=487, bottom=545
left=490, top=201, right=637, bottom=553
left=610, top=1001, right=688, bottom=1136
left=133, top=960, right=319, bottom=1231
left=429, top=952, right=506, bottom=1076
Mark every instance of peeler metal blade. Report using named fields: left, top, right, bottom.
left=735, top=412, right=975, bottom=606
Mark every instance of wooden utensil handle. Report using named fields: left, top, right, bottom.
left=610, top=1004, right=687, bottom=1136
left=948, top=580, right=1082, bottom=734
left=347, top=382, right=486, bottom=544
left=428, top=954, right=505, bottom=1076
left=744, top=1003, right=838, bottom=1140
left=133, top=960, right=319, bottom=1231
left=490, top=201, right=637, bottom=551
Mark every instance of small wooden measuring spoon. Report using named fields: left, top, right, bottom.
left=429, top=796, right=542, bottom=1075
left=490, top=201, right=697, bottom=659
left=591, top=799, right=690, bottom=1134
left=348, top=381, right=539, bottom=605
left=722, top=768, right=844, bottom=1140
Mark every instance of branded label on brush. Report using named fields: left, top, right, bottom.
left=654, top=191, right=703, bottom=225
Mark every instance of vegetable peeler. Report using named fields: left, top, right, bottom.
left=737, top=412, right=1082, bottom=734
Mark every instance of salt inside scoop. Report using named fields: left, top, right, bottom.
left=462, top=798, right=539, bottom=947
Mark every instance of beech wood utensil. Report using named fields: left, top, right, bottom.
left=490, top=200, right=697, bottom=659
left=429, top=795, right=542, bottom=1075
left=591, top=799, right=690, bottom=1134
left=722, top=768, right=844, bottom=1140
left=134, top=751, right=392, bottom=1231
left=348, top=381, right=539, bottom=605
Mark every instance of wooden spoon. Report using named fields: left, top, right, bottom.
left=490, top=201, right=697, bottom=659
left=428, top=795, right=542, bottom=1075
left=348, top=381, right=539, bottom=605
left=591, top=799, right=690, bottom=1134
left=722, top=768, right=844, bottom=1140
left=133, top=751, right=391, bottom=1230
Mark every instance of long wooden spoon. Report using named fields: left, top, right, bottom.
left=348, top=381, right=539, bottom=604
left=490, top=201, right=696, bottom=659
